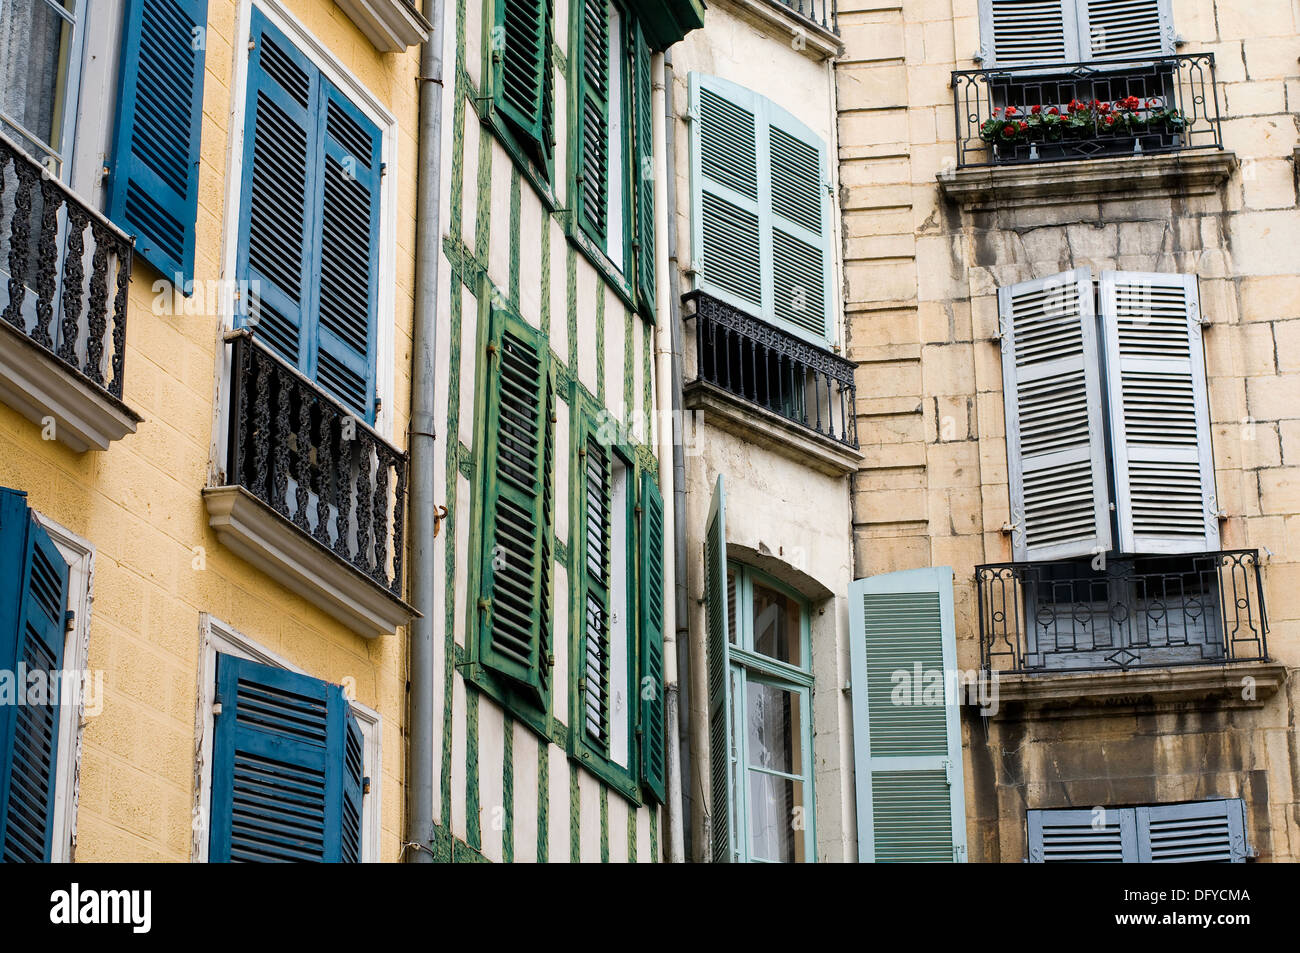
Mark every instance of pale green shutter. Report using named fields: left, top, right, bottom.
left=704, top=475, right=736, bottom=862
left=980, top=0, right=1075, bottom=65
left=849, top=567, right=967, bottom=863
left=767, top=114, right=830, bottom=343
left=999, top=269, right=1112, bottom=561
left=1081, top=0, right=1173, bottom=59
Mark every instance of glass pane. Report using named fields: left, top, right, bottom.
left=747, top=772, right=806, bottom=863
left=752, top=581, right=801, bottom=667
left=0, top=0, right=77, bottom=163
left=745, top=681, right=801, bottom=774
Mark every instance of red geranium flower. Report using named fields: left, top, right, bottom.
left=1005, top=105, right=1019, bottom=116
left=993, top=107, right=1003, bottom=116
left=1147, top=97, right=1162, bottom=108
left=1048, top=106, right=1060, bottom=115
left=1003, top=124, right=1016, bottom=135
left=1098, top=102, right=1112, bottom=114
left=1018, top=120, right=1028, bottom=130
left=1104, top=115, right=1116, bottom=126
left=1030, top=104, right=1041, bottom=115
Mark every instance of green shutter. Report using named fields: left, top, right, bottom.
left=631, top=22, right=656, bottom=319
left=704, top=475, right=735, bottom=861
left=638, top=472, right=666, bottom=802
left=848, top=567, right=967, bottom=863
left=492, top=0, right=553, bottom=165
left=579, top=423, right=613, bottom=750
left=478, top=305, right=554, bottom=705
left=575, top=0, right=610, bottom=246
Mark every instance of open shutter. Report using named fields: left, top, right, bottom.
left=580, top=426, right=613, bottom=749
left=981, top=0, right=1076, bottom=65
left=209, top=654, right=355, bottom=862
left=492, top=0, right=551, bottom=157
left=631, top=23, right=656, bottom=320
left=1080, top=0, right=1173, bottom=59
left=691, top=75, right=762, bottom=314
left=999, top=269, right=1112, bottom=561
left=1027, top=807, right=1138, bottom=862
left=849, top=567, right=966, bottom=862
left=314, top=83, right=382, bottom=422
left=576, top=0, right=610, bottom=246
left=1136, top=799, right=1248, bottom=862
left=703, top=476, right=736, bottom=861
left=767, top=109, right=830, bottom=344
left=638, top=472, right=666, bottom=802
left=0, top=489, right=69, bottom=863
left=106, top=0, right=207, bottom=284
left=237, top=10, right=318, bottom=373
left=478, top=307, right=553, bottom=704
left=341, top=711, right=365, bottom=863
left=1100, top=272, right=1217, bottom=554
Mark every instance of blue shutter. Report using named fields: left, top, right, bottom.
left=341, top=711, right=364, bottom=863
left=208, top=654, right=357, bottom=863
left=107, top=0, right=208, bottom=285
left=0, top=487, right=70, bottom=863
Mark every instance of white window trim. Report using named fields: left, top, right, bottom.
left=190, top=613, right=383, bottom=862
left=32, top=512, right=94, bottom=864
left=208, top=0, right=401, bottom=486
left=66, top=0, right=123, bottom=207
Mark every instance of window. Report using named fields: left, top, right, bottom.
left=998, top=269, right=1216, bottom=563
left=1028, top=799, right=1249, bottom=862
left=978, top=0, right=1174, bottom=67
left=703, top=475, right=814, bottom=862
left=688, top=73, right=832, bottom=346
left=486, top=0, right=554, bottom=178
left=0, top=0, right=87, bottom=175
left=234, top=7, right=383, bottom=424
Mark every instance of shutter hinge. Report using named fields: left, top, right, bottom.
left=578, top=447, right=587, bottom=457
left=477, top=598, right=491, bottom=613
left=380, top=162, right=387, bottom=177
left=248, top=39, right=255, bottom=51
left=362, top=776, right=371, bottom=796
left=953, top=845, right=967, bottom=862
left=999, top=521, right=1017, bottom=536
left=577, top=677, right=586, bottom=693
left=212, top=697, right=223, bottom=716
left=943, top=758, right=953, bottom=785
left=546, top=653, right=555, bottom=668
left=634, top=504, right=642, bottom=517
left=684, top=107, right=699, bottom=123
left=64, top=610, right=75, bottom=633
left=486, top=343, right=498, bottom=358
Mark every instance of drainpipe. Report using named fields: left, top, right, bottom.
left=661, top=51, right=692, bottom=863
left=652, top=50, right=685, bottom=865
left=405, top=0, right=447, bottom=863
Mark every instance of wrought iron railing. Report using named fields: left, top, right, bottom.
left=951, top=53, right=1222, bottom=169
left=770, top=0, right=837, bottom=33
left=225, top=332, right=407, bottom=596
left=684, top=291, right=858, bottom=450
left=0, top=133, right=133, bottom=400
left=977, top=550, right=1268, bottom=675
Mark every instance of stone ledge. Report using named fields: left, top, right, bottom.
left=981, top=660, right=1287, bottom=719
left=684, top=379, right=862, bottom=476
left=713, top=0, right=842, bottom=61
left=936, top=149, right=1238, bottom=210
left=203, top=485, right=417, bottom=638
left=333, top=0, right=429, bottom=52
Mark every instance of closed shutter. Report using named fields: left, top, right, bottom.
left=492, top=0, right=553, bottom=163
left=580, top=426, right=612, bottom=749
left=631, top=23, right=655, bottom=320
left=1027, top=807, right=1138, bottom=861
left=638, top=472, right=666, bottom=803
left=575, top=0, right=610, bottom=247
left=1100, top=271, right=1217, bottom=555
left=849, top=567, right=967, bottom=863
left=999, top=269, right=1112, bottom=561
left=208, top=654, right=357, bottom=862
left=1081, top=0, right=1173, bottom=59
left=0, top=488, right=70, bottom=863
left=981, top=0, right=1076, bottom=66
left=704, top=475, right=735, bottom=861
left=478, top=306, right=554, bottom=705
left=106, top=0, right=208, bottom=284
left=1136, top=799, right=1248, bottom=862
left=768, top=116, right=830, bottom=342
left=341, top=713, right=365, bottom=863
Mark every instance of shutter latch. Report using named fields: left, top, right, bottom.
left=212, top=696, right=223, bottom=716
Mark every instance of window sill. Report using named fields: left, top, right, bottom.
left=473, top=101, right=559, bottom=215
left=982, top=660, right=1287, bottom=719
left=936, top=148, right=1237, bottom=210
left=202, top=485, right=417, bottom=638
left=460, top=658, right=561, bottom=748
left=570, top=734, right=643, bottom=805
left=0, top=317, right=142, bottom=452
left=718, top=0, right=841, bottom=61
left=566, top=223, right=640, bottom=317
left=334, top=0, right=430, bottom=52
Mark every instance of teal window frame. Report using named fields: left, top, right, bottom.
left=726, top=562, right=816, bottom=863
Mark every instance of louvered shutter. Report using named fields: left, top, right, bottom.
left=492, top=0, right=552, bottom=162
left=849, top=567, right=967, bottom=863
left=999, top=269, right=1112, bottom=561
left=691, top=75, right=762, bottom=315
left=208, top=654, right=358, bottom=862
left=638, top=472, right=666, bottom=802
left=580, top=426, right=612, bottom=749
left=981, top=0, right=1077, bottom=66
left=0, top=489, right=69, bottom=863
left=478, top=307, right=554, bottom=705
left=631, top=23, right=656, bottom=320
left=106, top=0, right=207, bottom=284
left=1027, top=807, right=1138, bottom=862
left=341, top=711, right=365, bottom=863
left=576, top=0, right=610, bottom=246
left=1081, top=0, right=1173, bottom=59
left=314, top=84, right=381, bottom=422
left=1136, top=799, right=1248, bottom=862
left=1100, top=272, right=1217, bottom=555
left=768, top=111, right=830, bottom=343
left=704, top=475, right=736, bottom=861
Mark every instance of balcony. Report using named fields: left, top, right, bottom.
left=202, top=333, right=415, bottom=638
left=770, top=0, right=837, bottom=34
left=0, top=133, right=140, bottom=451
left=683, top=291, right=860, bottom=476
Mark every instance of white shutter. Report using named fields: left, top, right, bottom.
left=999, top=269, right=1112, bottom=562
left=1100, top=271, right=1218, bottom=555
left=981, top=0, right=1077, bottom=65
left=1080, top=0, right=1174, bottom=60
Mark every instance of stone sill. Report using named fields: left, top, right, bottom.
left=684, top=378, right=862, bottom=476
left=937, top=149, right=1237, bottom=210
left=333, top=0, right=430, bottom=53
left=983, top=660, right=1287, bottom=719
left=202, top=485, right=417, bottom=638
left=714, top=0, right=842, bottom=61
left=0, top=317, right=141, bottom=452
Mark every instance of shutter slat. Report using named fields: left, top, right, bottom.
left=493, top=0, right=552, bottom=163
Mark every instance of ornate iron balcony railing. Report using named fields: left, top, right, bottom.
left=0, top=133, right=133, bottom=400
left=685, top=291, right=858, bottom=449
left=770, top=0, right=837, bottom=33
left=951, top=53, right=1222, bottom=169
left=225, top=332, right=407, bottom=596
left=976, top=550, right=1268, bottom=675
